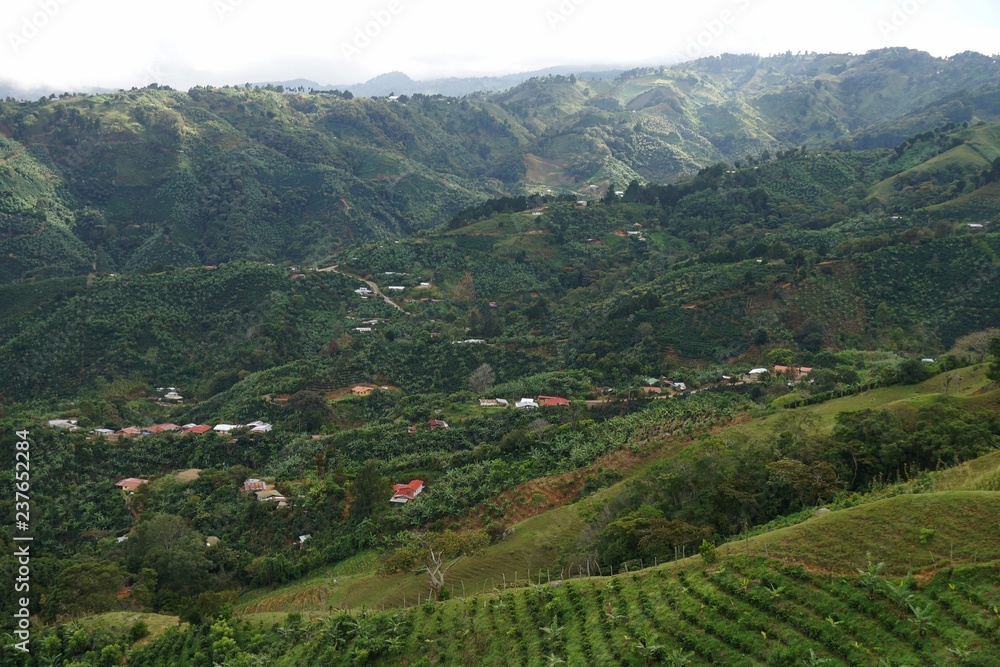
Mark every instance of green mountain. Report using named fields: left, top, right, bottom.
left=3, top=50, right=1000, bottom=282
left=4, top=121, right=1000, bottom=401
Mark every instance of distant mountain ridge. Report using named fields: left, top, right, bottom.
left=2, top=49, right=1000, bottom=282
left=259, top=66, right=627, bottom=98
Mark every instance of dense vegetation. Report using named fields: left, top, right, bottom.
left=2, top=49, right=1000, bottom=666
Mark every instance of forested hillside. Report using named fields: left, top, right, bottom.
left=3, top=48, right=1000, bottom=667
left=2, top=49, right=1000, bottom=282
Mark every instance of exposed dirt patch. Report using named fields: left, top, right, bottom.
left=454, top=427, right=720, bottom=530
left=174, top=469, right=202, bottom=483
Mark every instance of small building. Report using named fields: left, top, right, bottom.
left=352, top=385, right=375, bottom=396
left=355, top=287, right=373, bottom=295
left=246, top=420, right=272, bottom=433
left=406, top=426, right=418, bottom=434
left=213, top=424, right=239, bottom=434
left=184, top=424, right=214, bottom=435
left=479, top=398, right=509, bottom=408
left=671, top=382, right=687, bottom=392
left=142, top=423, right=181, bottom=435
left=47, top=419, right=79, bottom=431
left=115, top=478, right=148, bottom=494
left=354, top=327, right=373, bottom=333
left=428, top=419, right=449, bottom=430
left=117, top=426, right=142, bottom=438
left=773, top=365, right=813, bottom=381
left=240, top=478, right=267, bottom=493
left=163, top=391, right=183, bottom=401
left=537, top=396, right=570, bottom=407
left=968, top=223, right=985, bottom=230
left=90, top=428, right=116, bottom=437
left=641, top=386, right=662, bottom=395
left=386, top=286, right=406, bottom=291
left=390, top=480, right=425, bottom=506
left=515, top=398, right=539, bottom=409
left=255, top=489, right=287, bottom=503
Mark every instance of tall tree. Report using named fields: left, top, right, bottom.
left=349, top=460, right=388, bottom=522
left=286, top=390, right=332, bottom=431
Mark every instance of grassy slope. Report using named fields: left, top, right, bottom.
left=78, top=612, right=181, bottom=642
left=868, top=122, right=1000, bottom=206
left=758, top=363, right=992, bottom=435
left=729, top=492, right=1000, bottom=576
left=237, top=505, right=582, bottom=620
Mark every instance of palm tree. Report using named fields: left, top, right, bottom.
left=907, top=602, right=935, bottom=637
left=802, top=649, right=832, bottom=666
left=664, top=647, right=695, bottom=667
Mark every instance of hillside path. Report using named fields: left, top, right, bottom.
left=317, top=265, right=410, bottom=315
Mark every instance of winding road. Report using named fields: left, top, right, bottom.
left=317, top=265, right=410, bottom=315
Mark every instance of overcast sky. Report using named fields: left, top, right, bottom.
left=2, top=0, right=999, bottom=91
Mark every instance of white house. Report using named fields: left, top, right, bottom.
left=515, top=398, right=539, bottom=409
left=213, top=424, right=238, bottom=433
left=354, top=287, right=373, bottom=295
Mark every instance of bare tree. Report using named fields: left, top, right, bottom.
left=468, top=363, right=496, bottom=393
left=949, top=328, right=1000, bottom=364
left=381, top=531, right=489, bottom=601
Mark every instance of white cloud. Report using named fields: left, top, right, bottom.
left=0, top=0, right=997, bottom=91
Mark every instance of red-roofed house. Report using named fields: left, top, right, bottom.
left=641, top=386, right=663, bottom=395
left=115, top=478, right=148, bottom=494
left=117, top=427, right=142, bottom=438
left=537, top=396, right=570, bottom=407
left=142, top=423, right=181, bottom=435
left=185, top=424, right=213, bottom=435
left=390, top=480, right=425, bottom=506
left=428, top=419, right=449, bottom=430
